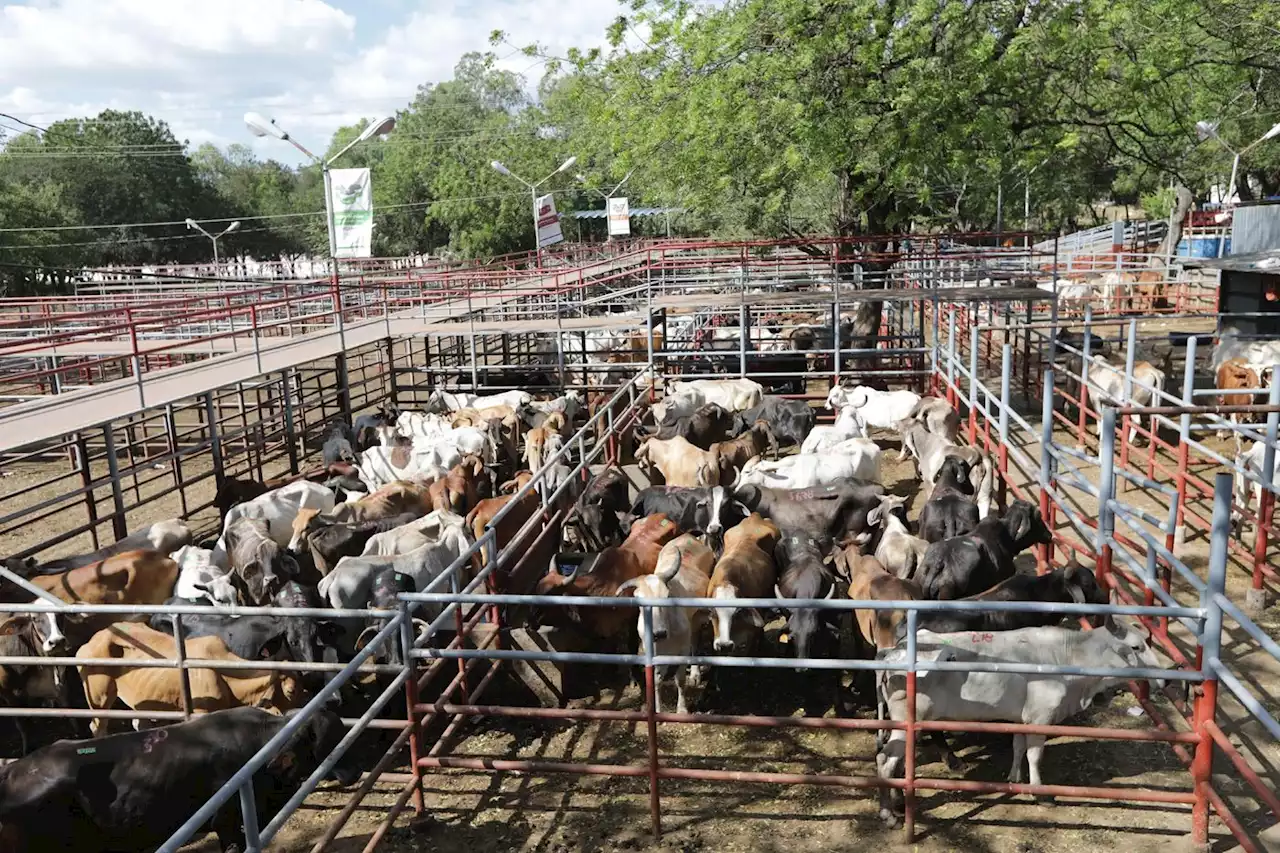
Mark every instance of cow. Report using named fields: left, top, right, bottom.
left=629, top=486, right=745, bottom=542
left=425, top=389, right=531, bottom=413
left=1231, top=439, right=1280, bottom=528
left=524, top=412, right=566, bottom=472
left=0, top=614, right=69, bottom=755
left=1216, top=357, right=1270, bottom=449
left=0, top=707, right=356, bottom=853
left=914, top=501, right=1054, bottom=600
left=464, top=472, right=543, bottom=579
left=172, top=545, right=239, bottom=607
left=737, top=441, right=880, bottom=489
left=917, top=456, right=981, bottom=544
left=772, top=532, right=837, bottom=664
left=896, top=421, right=994, bottom=518
left=77, top=623, right=306, bottom=736
left=865, top=495, right=929, bottom=580
left=303, top=513, right=419, bottom=576
left=321, top=420, right=358, bottom=466
left=800, top=404, right=863, bottom=454
left=535, top=514, right=681, bottom=641
left=427, top=456, right=488, bottom=515
left=1085, top=353, right=1168, bottom=445
left=825, top=386, right=921, bottom=437
left=354, top=569, right=422, bottom=666
left=319, top=511, right=472, bottom=614
left=636, top=435, right=731, bottom=488
left=562, top=466, right=633, bottom=551
left=2, top=520, right=190, bottom=577
left=906, top=396, right=962, bottom=443
left=616, top=535, right=714, bottom=713
left=213, top=481, right=335, bottom=566
left=643, top=403, right=738, bottom=449
left=223, top=517, right=298, bottom=605
left=911, top=563, right=1108, bottom=634
left=734, top=481, right=886, bottom=543
left=875, top=618, right=1162, bottom=824
left=834, top=548, right=921, bottom=653
left=732, top=396, right=815, bottom=448
left=707, top=514, right=780, bottom=653
left=655, top=378, right=764, bottom=422
left=2, top=550, right=178, bottom=609
left=354, top=406, right=399, bottom=450
left=710, top=420, right=779, bottom=470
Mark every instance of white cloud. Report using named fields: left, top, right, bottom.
left=0, top=0, right=355, bottom=79
left=330, top=0, right=626, bottom=102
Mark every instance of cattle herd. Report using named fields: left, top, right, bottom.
left=0, top=374, right=1168, bottom=849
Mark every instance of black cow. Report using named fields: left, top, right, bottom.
left=914, top=501, right=1055, bottom=600
left=733, top=396, right=816, bottom=448
left=304, top=512, right=418, bottom=575
left=772, top=532, right=837, bottom=664
left=580, top=465, right=631, bottom=511
left=150, top=583, right=342, bottom=689
left=353, top=405, right=400, bottom=451
left=642, top=403, right=737, bottom=449
left=0, top=706, right=356, bottom=853
left=629, top=485, right=746, bottom=541
left=563, top=466, right=634, bottom=551
left=918, top=456, right=979, bottom=543
left=0, top=614, right=69, bottom=755
left=735, top=481, right=885, bottom=543
left=909, top=564, right=1108, bottom=635
left=357, top=568, right=418, bottom=666
left=321, top=420, right=357, bottom=466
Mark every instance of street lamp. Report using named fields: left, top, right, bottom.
left=1196, top=119, right=1280, bottom=204
left=185, top=218, right=240, bottom=265
left=575, top=169, right=634, bottom=201
left=490, top=156, right=577, bottom=268
left=245, top=112, right=394, bottom=262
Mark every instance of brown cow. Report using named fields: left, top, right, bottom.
left=834, top=547, right=921, bottom=652
left=5, top=550, right=178, bottom=608
left=535, top=514, right=681, bottom=640
left=428, top=456, right=487, bottom=514
left=77, top=622, right=304, bottom=736
left=709, top=419, right=779, bottom=471
left=290, top=479, right=434, bottom=549
left=451, top=405, right=519, bottom=429
left=523, top=413, right=566, bottom=473
left=465, top=471, right=539, bottom=580
left=707, top=513, right=780, bottom=653
left=1217, top=357, right=1271, bottom=449
left=636, top=435, right=731, bottom=488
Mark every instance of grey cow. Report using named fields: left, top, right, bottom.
left=223, top=516, right=298, bottom=605
left=874, top=619, right=1162, bottom=824
left=864, top=495, right=929, bottom=581
left=895, top=421, right=994, bottom=518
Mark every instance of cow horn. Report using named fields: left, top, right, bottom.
left=616, top=578, right=642, bottom=595
left=1067, top=584, right=1086, bottom=605
left=774, top=583, right=785, bottom=601
left=824, top=584, right=836, bottom=600
left=354, top=626, right=379, bottom=651
left=412, top=618, right=432, bottom=643
left=655, top=548, right=682, bottom=582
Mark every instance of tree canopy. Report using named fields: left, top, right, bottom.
left=3, top=1, right=1280, bottom=292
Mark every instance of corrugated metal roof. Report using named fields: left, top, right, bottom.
left=1181, top=250, right=1280, bottom=273
left=566, top=207, right=684, bottom=220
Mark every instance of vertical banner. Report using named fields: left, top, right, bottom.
left=607, top=196, right=631, bottom=236
left=536, top=193, right=564, bottom=248
left=329, top=168, right=373, bottom=258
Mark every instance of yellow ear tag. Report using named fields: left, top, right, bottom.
left=778, top=632, right=791, bottom=644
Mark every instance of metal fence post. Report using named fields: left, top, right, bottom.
left=997, top=344, right=1012, bottom=513
left=1172, top=337, right=1196, bottom=553
left=903, top=608, right=919, bottom=842
left=968, top=321, right=979, bottom=444
left=239, top=779, right=262, bottom=853
left=642, top=604, right=662, bottom=840
left=1039, top=368, right=1056, bottom=572
left=204, top=392, right=225, bottom=497
left=102, top=423, right=129, bottom=541
left=1191, top=472, right=1229, bottom=845
left=280, top=371, right=300, bottom=475
left=400, top=599, right=426, bottom=815
left=1077, top=306, right=1093, bottom=448
left=1248, top=369, right=1280, bottom=614
left=1118, top=320, right=1138, bottom=486
left=1096, top=407, right=1118, bottom=594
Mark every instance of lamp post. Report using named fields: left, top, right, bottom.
left=1023, top=157, right=1050, bottom=249
left=1196, top=119, right=1280, bottom=205
left=185, top=219, right=240, bottom=265
left=490, top=156, right=578, bottom=269
left=244, top=112, right=395, bottom=274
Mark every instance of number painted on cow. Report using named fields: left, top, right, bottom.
left=970, top=632, right=994, bottom=643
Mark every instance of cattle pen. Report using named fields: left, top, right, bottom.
left=0, top=236, right=1276, bottom=853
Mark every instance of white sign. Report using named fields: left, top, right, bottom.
left=607, top=197, right=631, bottom=236
left=329, top=168, right=373, bottom=258
left=535, top=193, right=564, bottom=249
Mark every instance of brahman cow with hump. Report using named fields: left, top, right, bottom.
left=562, top=466, right=632, bottom=552
left=77, top=623, right=306, bottom=736
left=1, top=549, right=177, bottom=611
left=643, top=403, right=738, bottom=450
left=914, top=501, right=1054, bottom=600
left=824, top=385, right=921, bottom=438
left=734, top=481, right=886, bottom=544
left=916, top=456, right=981, bottom=543
left=772, top=531, right=837, bottom=664
left=616, top=534, right=714, bottom=713
left=1216, top=357, right=1271, bottom=449
left=710, top=420, right=778, bottom=469
left=707, top=513, right=780, bottom=653
left=222, top=516, right=298, bottom=605
left=909, top=562, right=1108, bottom=635
left=863, top=494, right=929, bottom=581
left=636, top=435, right=731, bottom=488
left=732, top=396, right=815, bottom=448
left=876, top=618, right=1162, bottom=825
left=536, top=514, right=681, bottom=642
left=213, top=480, right=335, bottom=567
left=0, top=707, right=356, bottom=853
left=737, top=439, right=880, bottom=489
left=629, top=485, right=745, bottom=542
left=1084, top=351, right=1169, bottom=445
left=896, top=420, right=993, bottom=518
left=303, top=512, right=419, bottom=576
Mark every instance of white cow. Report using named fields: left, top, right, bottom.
left=866, top=495, right=929, bottom=581
left=1212, top=328, right=1280, bottom=372
left=656, top=378, right=764, bottom=421
left=875, top=619, right=1161, bottom=825
left=825, top=386, right=921, bottom=437
left=1232, top=440, right=1280, bottom=526
left=801, top=404, right=862, bottom=453
left=213, top=481, right=335, bottom=567
left=424, top=389, right=531, bottom=413
left=320, top=512, right=472, bottom=612
left=736, top=440, right=880, bottom=489
left=172, top=545, right=239, bottom=606
left=1085, top=355, right=1166, bottom=444
left=361, top=510, right=467, bottom=558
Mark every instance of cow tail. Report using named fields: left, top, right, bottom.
left=907, top=398, right=926, bottom=421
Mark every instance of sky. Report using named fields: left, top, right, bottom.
left=0, top=0, right=633, bottom=165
